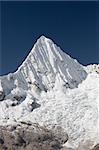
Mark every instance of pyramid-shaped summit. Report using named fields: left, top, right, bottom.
left=15, top=35, right=87, bottom=91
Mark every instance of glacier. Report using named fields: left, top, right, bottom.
left=0, top=36, right=99, bottom=149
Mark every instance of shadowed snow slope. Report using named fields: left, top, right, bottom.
left=0, top=36, right=99, bottom=150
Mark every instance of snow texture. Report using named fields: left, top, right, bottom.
left=0, top=36, right=99, bottom=149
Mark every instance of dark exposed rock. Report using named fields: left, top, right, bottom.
left=0, top=138, right=4, bottom=144
left=92, top=144, right=99, bottom=150
left=27, top=101, right=41, bottom=112
left=52, top=125, right=68, bottom=144
left=0, top=123, right=68, bottom=150
left=0, top=91, right=5, bottom=101
left=0, top=123, right=97, bottom=150
left=50, top=140, right=62, bottom=149
left=20, top=121, right=32, bottom=126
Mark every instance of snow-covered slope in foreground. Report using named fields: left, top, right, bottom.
left=0, top=36, right=99, bottom=149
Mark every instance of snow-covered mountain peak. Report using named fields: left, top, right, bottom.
left=16, top=36, right=87, bottom=91
left=0, top=35, right=88, bottom=99
left=31, top=35, right=55, bottom=55
left=24, top=35, right=54, bottom=56
left=0, top=36, right=99, bottom=149
left=36, top=35, right=51, bottom=42
left=35, top=35, right=53, bottom=44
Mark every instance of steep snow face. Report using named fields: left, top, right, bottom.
left=0, top=36, right=87, bottom=97
left=0, top=36, right=99, bottom=149
left=16, top=36, right=87, bottom=91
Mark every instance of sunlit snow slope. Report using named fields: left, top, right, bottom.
left=0, top=36, right=99, bottom=149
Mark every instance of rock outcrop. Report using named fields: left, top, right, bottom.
left=0, top=122, right=68, bottom=150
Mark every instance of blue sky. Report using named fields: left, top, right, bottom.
left=0, top=1, right=99, bottom=75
